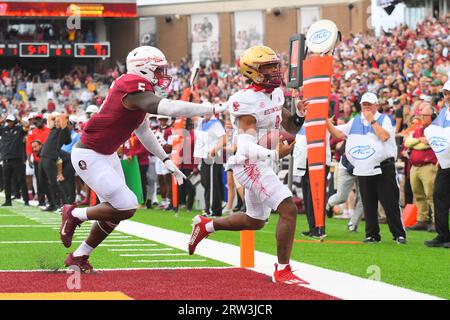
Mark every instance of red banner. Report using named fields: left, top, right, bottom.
left=0, top=2, right=136, bottom=17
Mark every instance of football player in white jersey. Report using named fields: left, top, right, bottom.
left=188, top=45, right=309, bottom=284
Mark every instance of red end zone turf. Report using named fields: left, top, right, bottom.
left=0, top=268, right=337, bottom=300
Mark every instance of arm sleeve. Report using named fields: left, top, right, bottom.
left=134, top=118, right=169, bottom=162
left=157, top=98, right=215, bottom=117
left=236, top=133, right=278, bottom=162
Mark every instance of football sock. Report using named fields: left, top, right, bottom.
left=349, top=209, right=355, bottom=217
left=205, top=221, right=215, bottom=233
left=73, top=241, right=94, bottom=257
left=72, top=208, right=88, bottom=221
left=278, top=263, right=289, bottom=270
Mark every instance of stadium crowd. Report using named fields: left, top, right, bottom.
left=0, top=14, right=449, bottom=246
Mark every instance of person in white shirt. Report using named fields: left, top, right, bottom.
left=193, top=113, right=226, bottom=216
left=424, top=80, right=450, bottom=248
left=327, top=92, right=406, bottom=244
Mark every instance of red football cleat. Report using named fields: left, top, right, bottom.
left=64, top=253, right=94, bottom=274
left=60, top=204, right=82, bottom=248
left=188, top=215, right=212, bottom=255
left=272, top=264, right=309, bottom=285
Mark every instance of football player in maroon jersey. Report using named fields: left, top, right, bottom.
left=60, top=46, right=226, bottom=272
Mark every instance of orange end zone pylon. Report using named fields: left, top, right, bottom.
left=302, top=55, right=333, bottom=234
left=240, top=230, right=255, bottom=268
left=171, top=119, right=185, bottom=212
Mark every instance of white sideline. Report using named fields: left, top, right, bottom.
left=114, top=220, right=443, bottom=300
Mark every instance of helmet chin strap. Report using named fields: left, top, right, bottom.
left=248, top=83, right=275, bottom=94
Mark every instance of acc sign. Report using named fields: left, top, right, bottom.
left=349, top=145, right=376, bottom=160
left=305, top=19, right=339, bottom=54
left=428, top=136, right=449, bottom=153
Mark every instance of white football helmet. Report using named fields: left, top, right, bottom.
left=126, top=46, right=172, bottom=90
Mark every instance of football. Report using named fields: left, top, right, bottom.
left=258, top=130, right=296, bottom=150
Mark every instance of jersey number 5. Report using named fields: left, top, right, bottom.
left=138, top=82, right=146, bottom=92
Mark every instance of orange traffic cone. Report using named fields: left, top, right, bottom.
left=402, top=204, right=418, bottom=227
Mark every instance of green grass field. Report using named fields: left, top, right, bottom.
left=131, top=208, right=450, bottom=299
left=0, top=204, right=227, bottom=271
left=0, top=199, right=448, bottom=299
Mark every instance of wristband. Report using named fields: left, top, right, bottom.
left=293, top=113, right=305, bottom=126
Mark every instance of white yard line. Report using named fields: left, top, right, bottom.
left=113, top=220, right=443, bottom=300
left=75, top=236, right=133, bottom=239
left=120, top=253, right=188, bottom=257
left=108, top=248, right=172, bottom=252
left=101, top=239, right=145, bottom=243
left=0, top=241, right=81, bottom=244
left=0, top=225, right=54, bottom=228
left=134, top=259, right=207, bottom=263
left=98, top=244, right=158, bottom=247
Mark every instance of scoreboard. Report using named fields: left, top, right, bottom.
left=75, top=43, right=110, bottom=58
left=0, top=42, right=110, bottom=58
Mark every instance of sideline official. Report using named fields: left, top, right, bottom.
left=39, top=113, right=71, bottom=211
left=0, top=114, right=29, bottom=206
left=327, top=92, right=406, bottom=244
left=424, top=80, right=450, bottom=248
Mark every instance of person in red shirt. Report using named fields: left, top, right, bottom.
left=178, top=118, right=197, bottom=212
left=47, top=99, right=56, bottom=113
left=404, top=105, right=438, bottom=232
left=26, top=114, right=50, bottom=206
left=59, top=45, right=226, bottom=272
left=155, top=115, right=173, bottom=209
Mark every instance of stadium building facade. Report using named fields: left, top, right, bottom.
left=137, top=0, right=372, bottom=66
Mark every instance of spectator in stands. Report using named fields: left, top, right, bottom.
left=85, top=104, right=98, bottom=119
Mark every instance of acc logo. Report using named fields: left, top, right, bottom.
left=428, top=136, right=449, bottom=153
left=309, top=29, right=332, bottom=45
left=78, top=160, right=87, bottom=170
left=349, top=145, right=376, bottom=160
